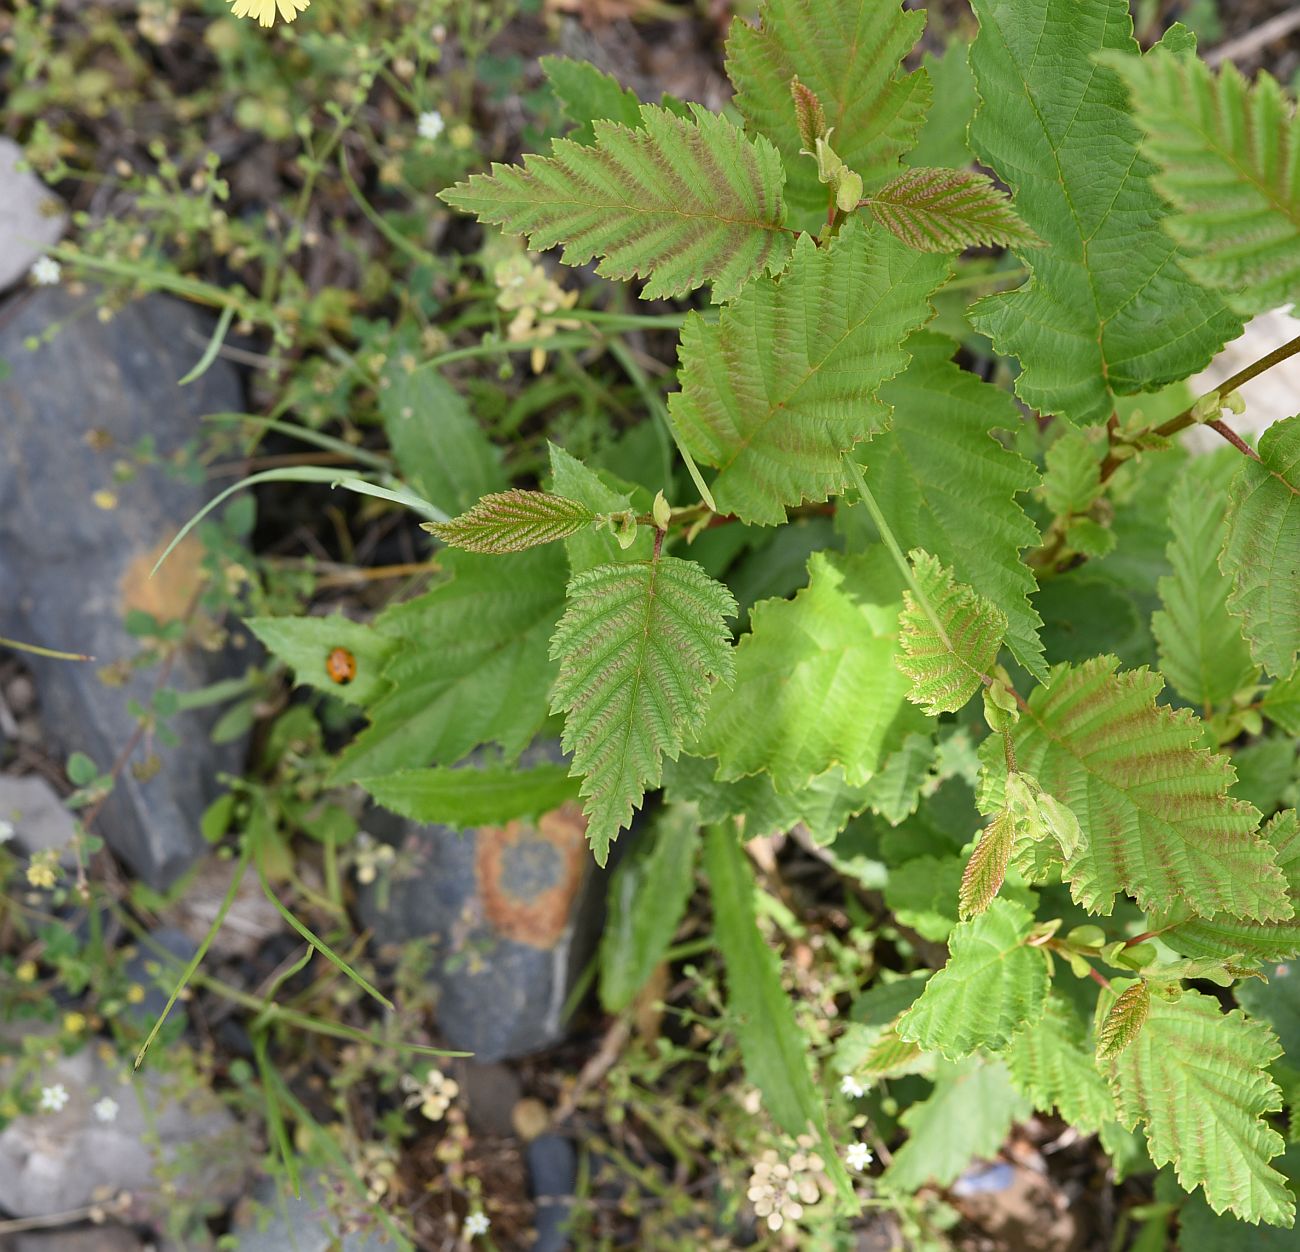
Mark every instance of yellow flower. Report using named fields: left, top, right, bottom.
left=227, top=0, right=309, bottom=26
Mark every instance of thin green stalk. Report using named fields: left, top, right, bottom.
left=177, top=303, right=235, bottom=386
left=135, top=843, right=252, bottom=1069
left=607, top=338, right=717, bottom=512
left=254, top=854, right=394, bottom=1011
left=843, top=455, right=951, bottom=650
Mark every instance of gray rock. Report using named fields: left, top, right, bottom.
left=0, top=774, right=78, bottom=866
left=0, top=1042, right=246, bottom=1220
left=358, top=798, right=605, bottom=1062
left=0, top=140, right=65, bottom=293
left=455, top=1060, right=523, bottom=1137
left=229, top=1178, right=397, bottom=1251
left=0, top=288, right=250, bottom=887
left=528, top=1133, right=577, bottom=1252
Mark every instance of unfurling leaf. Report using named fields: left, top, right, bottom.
left=727, top=0, right=930, bottom=231
left=1104, top=49, right=1300, bottom=316
left=1096, top=980, right=1151, bottom=1061
left=1221, top=416, right=1300, bottom=678
left=897, top=898, right=1049, bottom=1058
left=897, top=550, right=1006, bottom=715
left=1103, top=986, right=1293, bottom=1226
left=426, top=490, right=596, bottom=554
left=440, top=103, right=790, bottom=302
left=868, top=167, right=1041, bottom=253
left=549, top=557, right=736, bottom=864
left=789, top=75, right=826, bottom=150
left=958, top=807, right=1015, bottom=920
left=668, top=217, right=947, bottom=525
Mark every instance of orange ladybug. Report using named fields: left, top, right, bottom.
left=325, top=646, right=357, bottom=685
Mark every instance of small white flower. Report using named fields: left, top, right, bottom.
left=0, top=820, right=14, bottom=844
left=39, top=1083, right=69, bottom=1112
left=839, top=1074, right=865, bottom=1099
left=845, top=1141, right=873, bottom=1171
left=417, top=111, right=445, bottom=141
left=30, top=256, right=61, bottom=286
left=93, top=1097, right=119, bottom=1122
left=464, top=1210, right=490, bottom=1237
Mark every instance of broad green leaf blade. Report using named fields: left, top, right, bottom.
left=541, top=56, right=643, bottom=145
left=1103, top=51, right=1300, bottom=316
left=696, top=549, right=929, bottom=794
left=357, top=762, right=580, bottom=830
left=1161, top=812, right=1300, bottom=964
left=1264, top=670, right=1300, bottom=736
left=600, top=803, right=700, bottom=1013
left=869, top=167, right=1040, bottom=253
left=427, top=490, right=596, bottom=554
left=440, top=104, right=791, bottom=302
left=897, top=550, right=1005, bottom=715
left=966, top=0, right=1241, bottom=424
left=725, top=0, right=930, bottom=232
left=246, top=614, right=397, bottom=709
left=1008, top=656, right=1287, bottom=919
left=1005, top=995, right=1116, bottom=1132
left=549, top=557, right=737, bottom=864
left=884, top=1057, right=1032, bottom=1192
left=704, top=823, right=852, bottom=1200
left=897, top=898, right=1049, bottom=1059
left=1103, top=986, right=1293, bottom=1227
left=1179, top=1147, right=1300, bottom=1251
left=668, top=217, right=948, bottom=525
left=1222, top=416, right=1300, bottom=678
left=862, top=731, right=937, bottom=826
left=1153, top=463, right=1259, bottom=708
left=905, top=43, right=976, bottom=170
left=380, top=361, right=504, bottom=516
left=849, top=332, right=1045, bottom=679
left=331, top=547, right=566, bottom=784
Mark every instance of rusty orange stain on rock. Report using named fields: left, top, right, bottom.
left=476, top=802, right=589, bottom=949
left=119, top=535, right=206, bottom=622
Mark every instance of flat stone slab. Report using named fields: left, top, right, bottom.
left=0, top=288, right=251, bottom=887
left=0, top=139, right=65, bottom=293
left=0, top=774, right=78, bottom=866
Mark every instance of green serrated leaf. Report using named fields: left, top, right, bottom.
left=600, top=803, right=700, bottom=1013
left=696, top=549, right=929, bottom=794
left=1103, top=986, right=1293, bottom=1227
left=550, top=557, right=736, bottom=864
left=884, top=1056, right=1032, bottom=1192
left=668, top=217, right=948, bottom=526
left=1154, top=463, right=1259, bottom=708
left=725, top=0, right=931, bottom=232
left=704, top=822, right=852, bottom=1200
left=541, top=56, right=643, bottom=145
left=547, top=444, right=653, bottom=571
left=897, top=550, right=1006, bottom=715
left=356, top=762, right=579, bottom=829
left=848, top=332, right=1045, bottom=680
left=379, top=361, right=504, bottom=516
left=441, top=103, right=790, bottom=303
left=428, top=490, right=596, bottom=554
left=246, top=614, right=398, bottom=710
left=330, top=548, right=566, bottom=784
left=1161, top=812, right=1300, bottom=964
left=1006, top=995, right=1116, bottom=1131
left=1008, top=656, right=1287, bottom=919
left=1103, top=48, right=1300, bottom=316
left=863, top=731, right=937, bottom=826
left=1221, top=416, right=1300, bottom=679
left=966, top=0, right=1241, bottom=424
left=905, top=43, right=976, bottom=170
left=869, top=167, right=1040, bottom=253
left=897, top=897, right=1049, bottom=1059
left=1265, top=670, right=1300, bottom=736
